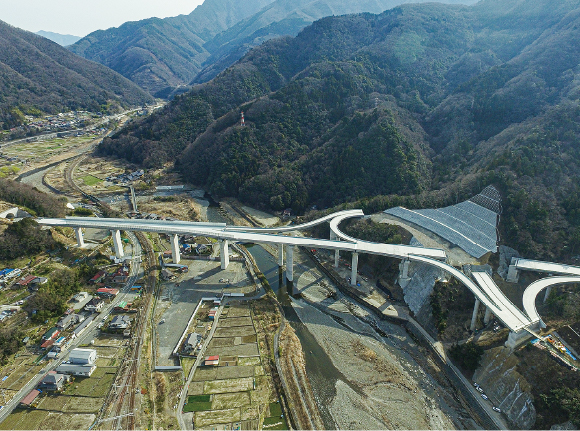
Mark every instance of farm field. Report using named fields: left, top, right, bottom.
left=0, top=335, right=126, bottom=430
left=184, top=302, right=284, bottom=430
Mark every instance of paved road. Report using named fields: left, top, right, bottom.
left=0, top=233, right=142, bottom=424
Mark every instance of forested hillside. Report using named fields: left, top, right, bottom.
left=68, top=0, right=476, bottom=95
left=0, top=21, right=153, bottom=130
left=68, top=0, right=276, bottom=96
left=99, top=0, right=580, bottom=261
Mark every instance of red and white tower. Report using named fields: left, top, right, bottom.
left=240, top=111, right=245, bottom=126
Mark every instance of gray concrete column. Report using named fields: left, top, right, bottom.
left=111, top=230, right=124, bottom=259
left=506, top=258, right=520, bottom=283
left=484, top=307, right=492, bottom=325
left=220, top=239, right=229, bottom=270
left=74, top=227, right=85, bottom=248
left=351, top=252, right=359, bottom=286
left=505, top=330, right=534, bottom=349
left=398, top=258, right=411, bottom=288
left=285, top=245, right=294, bottom=282
left=543, top=285, right=553, bottom=303
left=170, top=234, right=180, bottom=264
left=278, top=243, right=284, bottom=267
left=400, top=258, right=410, bottom=279
left=334, top=249, right=340, bottom=268
left=470, top=298, right=481, bottom=331
left=330, top=231, right=337, bottom=241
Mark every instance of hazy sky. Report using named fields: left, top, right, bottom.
left=2, top=0, right=205, bottom=37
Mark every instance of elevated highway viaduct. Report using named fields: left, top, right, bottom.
left=37, top=210, right=580, bottom=348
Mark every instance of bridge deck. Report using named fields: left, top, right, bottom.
left=471, top=271, right=532, bottom=330
left=37, top=212, right=542, bottom=333
left=515, top=259, right=580, bottom=276
left=522, top=276, right=580, bottom=322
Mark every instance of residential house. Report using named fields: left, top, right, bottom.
left=38, top=371, right=70, bottom=391
left=112, top=266, right=129, bottom=283
left=28, top=277, right=48, bottom=291
left=72, top=292, right=88, bottom=302
left=109, top=315, right=131, bottom=331
left=84, top=298, right=104, bottom=313
left=57, top=314, right=78, bottom=330
left=17, top=275, right=36, bottom=288
left=96, top=287, right=119, bottom=298
left=41, top=327, right=60, bottom=341
left=89, top=270, right=106, bottom=284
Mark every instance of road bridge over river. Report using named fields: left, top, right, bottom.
left=37, top=210, right=580, bottom=348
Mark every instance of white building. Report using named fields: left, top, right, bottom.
left=68, top=348, right=97, bottom=365
left=56, top=364, right=96, bottom=377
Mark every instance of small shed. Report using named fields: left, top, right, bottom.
left=205, top=355, right=219, bottom=366
left=20, top=389, right=40, bottom=407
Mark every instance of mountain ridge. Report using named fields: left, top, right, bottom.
left=98, top=0, right=580, bottom=262
left=35, top=30, right=81, bottom=46
left=0, top=20, right=154, bottom=130
left=68, top=0, right=478, bottom=95
left=68, top=0, right=276, bottom=96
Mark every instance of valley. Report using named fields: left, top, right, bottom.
left=0, top=0, right=579, bottom=429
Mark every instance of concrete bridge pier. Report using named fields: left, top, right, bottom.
left=74, top=227, right=85, bottom=248
left=330, top=231, right=340, bottom=268
left=351, top=252, right=359, bottom=286
left=505, top=329, right=534, bottom=349
left=111, top=230, right=124, bottom=259
left=170, top=234, right=180, bottom=264
left=220, top=240, right=229, bottom=270
left=470, top=298, right=481, bottom=331
left=398, top=258, right=411, bottom=288
left=506, top=257, right=520, bottom=282
left=543, top=285, right=553, bottom=302
left=484, top=307, right=493, bottom=325
left=285, top=245, right=294, bottom=282
left=278, top=243, right=284, bottom=267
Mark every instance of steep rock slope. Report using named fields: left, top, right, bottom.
left=0, top=21, right=153, bottom=129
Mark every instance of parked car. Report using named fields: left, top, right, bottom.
left=476, top=387, right=484, bottom=393
left=481, top=394, right=489, bottom=400
left=492, top=406, right=502, bottom=413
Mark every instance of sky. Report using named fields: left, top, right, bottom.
left=1, top=0, right=205, bottom=37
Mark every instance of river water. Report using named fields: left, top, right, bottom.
left=205, top=202, right=341, bottom=429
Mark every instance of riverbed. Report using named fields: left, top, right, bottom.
left=205, top=197, right=477, bottom=429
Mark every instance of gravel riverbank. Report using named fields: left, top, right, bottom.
left=291, top=248, right=480, bottom=430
